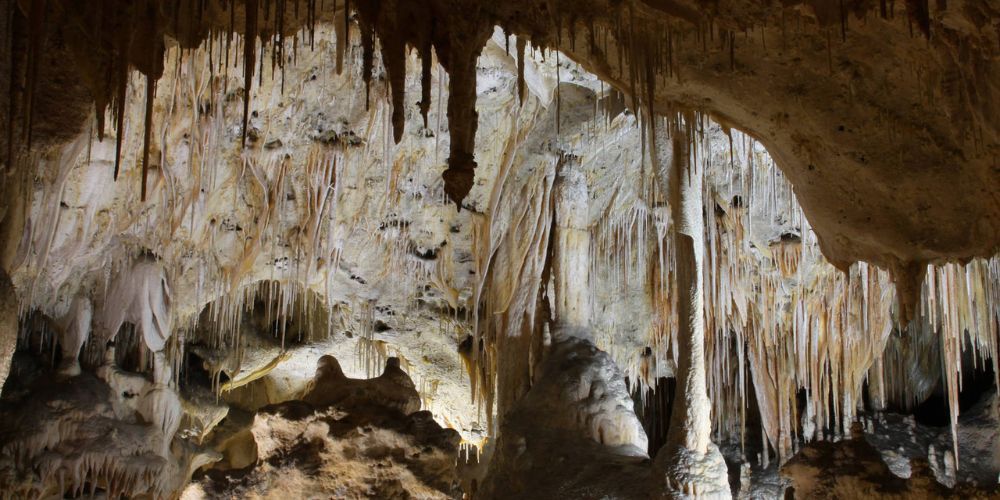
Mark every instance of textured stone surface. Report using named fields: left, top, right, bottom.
left=4, top=0, right=998, bottom=275
left=0, top=2, right=997, bottom=497
left=185, top=356, right=462, bottom=499
left=478, top=335, right=652, bottom=498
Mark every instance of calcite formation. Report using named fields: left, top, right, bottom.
left=0, top=352, right=218, bottom=497
left=0, top=0, right=997, bottom=498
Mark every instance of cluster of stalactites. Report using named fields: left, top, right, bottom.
left=705, top=139, right=999, bottom=465
left=884, top=258, right=1000, bottom=464
left=13, top=18, right=489, bottom=413
left=7, top=0, right=343, bottom=202
left=581, top=113, right=1000, bottom=467
left=5, top=442, right=172, bottom=498
left=466, top=156, right=555, bottom=430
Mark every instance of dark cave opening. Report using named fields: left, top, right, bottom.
left=909, top=360, right=996, bottom=428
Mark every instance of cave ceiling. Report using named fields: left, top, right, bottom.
left=0, top=0, right=996, bottom=343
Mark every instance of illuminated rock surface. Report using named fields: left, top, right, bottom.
left=0, top=1, right=998, bottom=498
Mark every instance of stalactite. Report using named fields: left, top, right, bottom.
left=441, top=35, right=488, bottom=208
left=382, top=30, right=407, bottom=144
left=890, top=258, right=1000, bottom=467
left=419, top=29, right=433, bottom=128
left=5, top=4, right=19, bottom=170
left=892, top=260, right=926, bottom=325
left=110, top=11, right=131, bottom=181
left=360, top=20, right=373, bottom=110
left=580, top=108, right=997, bottom=469
left=23, top=0, right=47, bottom=149
left=242, top=0, right=259, bottom=147
left=141, top=73, right=156, bottom=201
left=908, top=0, right=932, bottom=38
left=516, top=37, right=526, bottom=105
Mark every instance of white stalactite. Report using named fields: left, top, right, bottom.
left=100, top=256, right=172, bottom=353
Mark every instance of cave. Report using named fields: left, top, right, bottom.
left=0, top=0, right=997, bottom=498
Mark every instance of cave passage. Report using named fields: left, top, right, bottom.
left=0, top=1, right=998, bottom=498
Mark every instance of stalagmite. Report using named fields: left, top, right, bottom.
left=140, top=351, right=183, bottom=456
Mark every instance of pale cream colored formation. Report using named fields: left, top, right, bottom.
left=554, top=165, right=593, bottom=333
left=654, top=128, right=731, bottom=498
left=0, top=0, right=998, bottom=498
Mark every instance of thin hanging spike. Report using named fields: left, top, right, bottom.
left=227, top=0, right=234, bottom=66
left=242, top=0, right=259, bottom=147
left=335, top=0, right=345, bottom=73
left=209, top=28, right=215, bottom=79
left=6, top=7, right=18, bottom=170
left=827, top=28, right=834, bottom=75
left=667, top=24, right=674, bottom=77
left=258, top=36, right=265, bottom=88
left=362, top=23, right=375, bottom=111
left=555, top=50, right=561, bottom=135
left=94, top=3, right=111, bottom=143
left=729, top=31, right=735, bottom=71
left=270, top=26, right=279, bottom=78
left=309, top=0, right=316, bottom=49
left=908, top=0, right=931, bottom=38
left=644, top=42, right=656, bottom=175
left=139, top=3, right=162, bottom=202
left=113, top=16, right=130, bottom=181
left=840, top=0, right=848, bottom=41
left=173, top=0, right=181, bottom=35
left=140, top=72, right=156, bottom=202
left=344, top=0, right=350, bottom=46
left=383, top=30, right=407, bottom=143
left=24, top=0, right=48, bottom=149
left=516, top=37, right=526, bottom=105
left=420, top=28, right=433, bottom=129
left=271, top=0, right=285, bottom=75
